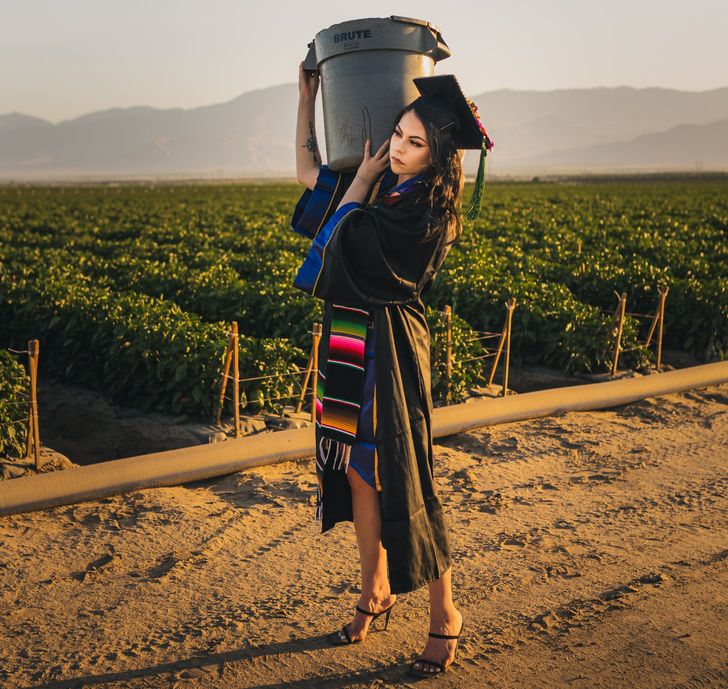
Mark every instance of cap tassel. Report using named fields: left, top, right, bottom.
left=465, top=139, right=488, bottom=221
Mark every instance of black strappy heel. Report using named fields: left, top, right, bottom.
left=327, top=600, right=396, bottom=646
left=407, top=621, right=464, bottom=678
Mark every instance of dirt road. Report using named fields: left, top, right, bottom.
left=1, top=384, right=726, bottom=688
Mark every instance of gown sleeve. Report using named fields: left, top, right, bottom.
left=292, top=196, right=440, bottom=308
left=290, top=164, right=358, bottom=240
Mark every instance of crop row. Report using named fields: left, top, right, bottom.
left=0, top=259, right=308, bottom=419
left=0, top=255, right=485, bottom=420
left=0, top=179, right=725, bottom=422
left=0, top=350, right=29, bottom=459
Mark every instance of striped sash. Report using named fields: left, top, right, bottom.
left=318, top=304, right=369, bottom=444
left=313, top=304, right=369, bottom=522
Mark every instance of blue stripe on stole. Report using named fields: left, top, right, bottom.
left=293, top=201, right=363, bottom=296
left=356, top=441, right=376, bottom=449
left=290, top=165, right=343, bottom=240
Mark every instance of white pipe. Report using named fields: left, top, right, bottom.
left=433, top=360, right=728, bottom=437
left=1, top=361, right=726, bottom=517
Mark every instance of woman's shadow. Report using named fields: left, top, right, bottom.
left=24, top=629, right=412, bottom=688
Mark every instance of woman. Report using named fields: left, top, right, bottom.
left=292, top=61, right=493, bottom=678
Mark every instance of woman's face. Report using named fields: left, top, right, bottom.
left=390, top=109, right=432, bottom=180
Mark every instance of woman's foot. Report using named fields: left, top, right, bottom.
left=333, top=593, right=397, bottom=644
left=411, top=607, right=464, bottom=674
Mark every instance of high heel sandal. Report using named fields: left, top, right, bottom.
left=327, top=600, right=396, bottom=646
left=407, top=620, right=464, bottom=679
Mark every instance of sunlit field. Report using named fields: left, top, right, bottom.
left=1, top=177, right=725, bottom=424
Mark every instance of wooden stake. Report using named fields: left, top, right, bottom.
left=656, top=285, right=668, bottom=370
left=611, top=292, right=627, bottom=376
left=644, top=284, right=669, bottom=370
left=232, top=322, right=240, bottom=439
left=444, top=306, right=452, bottom=402
left=310, top=323, right=322, bottom=423
left=488, top=306, right=509, bottom=387
left=215, top=325, right=236, bottom=426
left=645, top=307, right=659, bottom=349
left=295, top=352, right=313, bottom=415
left=296, top=326, right=318, bottom=414
left=503, top=298, right=516, bottom=396
left=25, top=339, right=41, bottom=470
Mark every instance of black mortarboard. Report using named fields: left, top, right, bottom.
left=411, top=74, right=494, bottom=220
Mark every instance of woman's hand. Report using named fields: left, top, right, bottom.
left=334, top=138, right=391, bottom=210
left=355, top=138, right=390, bottom=185
left=298, top=61, right=319, bottom=101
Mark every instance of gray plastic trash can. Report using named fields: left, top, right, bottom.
left=303, top=15, right=451, bottom=171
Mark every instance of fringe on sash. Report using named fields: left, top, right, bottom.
left=313, top=436, right=352, bottom=523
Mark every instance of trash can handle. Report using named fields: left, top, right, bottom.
left=389, top=15, right=451, bottom=61
left=303, top=41, right=318, bottom=73
left=431, top=27, right=451, bottom=61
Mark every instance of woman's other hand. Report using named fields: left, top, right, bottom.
left=299, top=61, right=319, bottom=101
left=356, top=138, right=390, bottom=185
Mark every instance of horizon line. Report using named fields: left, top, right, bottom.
left=4, top=82, right=728, bottom=126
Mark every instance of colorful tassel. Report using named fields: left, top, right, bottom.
left=465, top=139, right=488, bottom=221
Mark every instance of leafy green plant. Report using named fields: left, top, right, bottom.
left=0, top=261, right=306, bottom=420
left=428, top=306, right=488, bottom=402
left=0, top=350, right=30, bottom=460
left=0, top=177, right=724, bottom=423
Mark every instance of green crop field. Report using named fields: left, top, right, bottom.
left=1, top=178, right=726, bottom=434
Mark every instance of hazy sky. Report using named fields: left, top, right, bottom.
left=2, top=0, right=727, bottom=123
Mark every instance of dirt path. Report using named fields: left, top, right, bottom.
left=1, top=384, right=726, bottom=688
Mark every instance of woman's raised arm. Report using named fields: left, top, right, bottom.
left=296, top=62, right=322, bottom=191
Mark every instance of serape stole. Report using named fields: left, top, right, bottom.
left=318, top=304, right=369, bottom=441
left=312, top=304, right=371, bottom=522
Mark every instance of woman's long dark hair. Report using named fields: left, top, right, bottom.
left=391, top=98, right=464, bottom=247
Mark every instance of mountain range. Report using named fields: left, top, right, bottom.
left=1, top=84, right=727, bottom=180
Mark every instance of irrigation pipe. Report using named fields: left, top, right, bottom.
left=1, top=361, right=727, bottom=517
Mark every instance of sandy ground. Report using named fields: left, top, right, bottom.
left=1, top=383, right=726, bottom=689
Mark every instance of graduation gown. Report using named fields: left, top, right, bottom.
left=291, top=164, right=453, bottom=594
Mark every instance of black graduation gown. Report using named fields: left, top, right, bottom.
left=291, top=165, right=453, bottom=594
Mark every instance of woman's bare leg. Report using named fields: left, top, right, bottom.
left=334, top=466, right=396, bottom=642
left=411, top=567, right=463, bottom=673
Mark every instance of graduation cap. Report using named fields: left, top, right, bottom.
left=412, top=74, right=494, bottom=220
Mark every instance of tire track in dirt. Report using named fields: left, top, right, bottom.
left=448, top=545, right=727, bottom=673
left=4, top=384, right=726, bottom=688
left=2, top=470, right=325, bottom=687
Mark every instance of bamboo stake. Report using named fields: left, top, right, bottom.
left=502, top=298, right=516, bottom=397
left=488, top=306, right=509, bottom=387
left=611, top=292, right=627, bottom=376
left=296, top=330, right=317, bottom=414
left=444, top=306, right=452, bottom=402
left=295, top=352, right=313, bottom=414
left=232, top=322, right=240, bottom=439
left=644, top=304, right=660, bottom=348
left=644, top=284, right=669, bottom=370
left=215, top=325, right=236, bottom=426
left=24, top=339, right=41, bottom=470
left=656, top=285, right=668, bottom=370
left=310, top=323, right=322, bottom=423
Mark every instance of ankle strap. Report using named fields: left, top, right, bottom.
left=355, top=602, right=394, bottom=616
left=355, top=605, right=378, bottom=616
left=428, top=631, right=461, bottom=639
